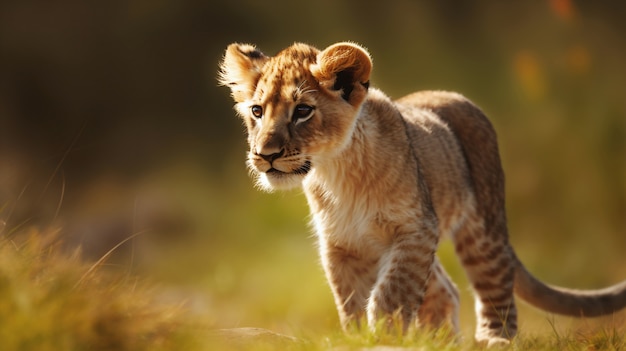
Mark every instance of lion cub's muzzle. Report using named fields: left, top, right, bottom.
left=249, top=149, right=312, bottom=176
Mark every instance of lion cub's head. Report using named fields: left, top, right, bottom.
left=219, top=42, right=372, bottom=190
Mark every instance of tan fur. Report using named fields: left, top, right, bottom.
left=219, top=42, right=626, bottom=346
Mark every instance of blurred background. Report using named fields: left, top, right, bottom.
left=1, top=0, right=624, bottom=337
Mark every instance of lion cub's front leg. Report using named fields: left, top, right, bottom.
left=321, top=244, right=379, bottom=330
left=419, top=257, right=460, bottom=333
left=322, top=220, right=441, bottom=333
left=366, top=229, right=438, bottom=332
left=317, top=223, right=460, bottom=336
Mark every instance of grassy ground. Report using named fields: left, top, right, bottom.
left=1, top=172, right=624, bottom=351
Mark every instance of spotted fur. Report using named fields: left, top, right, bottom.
left=219, top=42, right=626, bottom=346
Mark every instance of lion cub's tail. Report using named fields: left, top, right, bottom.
left=513, top=255, right=626, bottom=317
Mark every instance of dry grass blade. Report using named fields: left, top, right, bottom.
left=73, top=229, right=148, bottom=289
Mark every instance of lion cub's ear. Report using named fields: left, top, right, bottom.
left=311, top=42, right=372, bottom=106
left=218, top=43, right=269, bottom=102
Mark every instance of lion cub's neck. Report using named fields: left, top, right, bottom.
left=303, top=89, right=420, bottom=250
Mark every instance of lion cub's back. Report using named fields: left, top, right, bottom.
left=394, top=91, right=494, bottom=236
left=395, top=90, right=505, bottom=237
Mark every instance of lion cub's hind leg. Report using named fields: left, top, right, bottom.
left=453, top=212, right=518, bottom=346
left=418, top=257, right=460, bottom=334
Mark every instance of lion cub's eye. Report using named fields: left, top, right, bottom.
left=251, top=105, right=263, bottom=118
left=293, top=104, right=314, bottom=123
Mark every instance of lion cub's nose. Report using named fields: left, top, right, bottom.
left=256, top=147, right=285, bottom=163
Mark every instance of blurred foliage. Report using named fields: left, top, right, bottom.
left=0, top=232, right=203, bottom=351
left=0, top=0, right=625, bottom=342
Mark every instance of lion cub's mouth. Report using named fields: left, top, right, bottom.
left=266, top=160, right=312, bottom=176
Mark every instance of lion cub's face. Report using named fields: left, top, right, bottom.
left=219, top=42, right=373, bottom=190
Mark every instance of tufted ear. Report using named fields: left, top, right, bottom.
left=218, top=43, right=269, bottom=102
left=311, top=42, right=372, bottom=106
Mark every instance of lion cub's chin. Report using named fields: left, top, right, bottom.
left=256, top=171, right=307, bottom=191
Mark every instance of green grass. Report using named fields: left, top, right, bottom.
left=0, top=231, right=203, bottom=351
left=0, top=225, right=624, bottom=351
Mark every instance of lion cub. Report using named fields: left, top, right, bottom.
left=219, top=41, right=626, bottom=345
